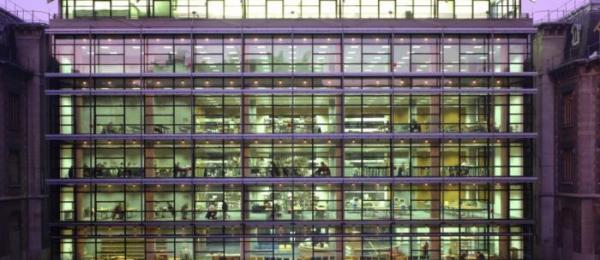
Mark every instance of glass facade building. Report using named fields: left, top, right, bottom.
left=48, top=1, right=536, bottom=259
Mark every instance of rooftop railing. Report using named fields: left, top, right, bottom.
left=0, top=0, right=51, bottom=24
left=533, top=0, right=600, bottom=24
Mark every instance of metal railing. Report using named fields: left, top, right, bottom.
left=532, top=0, right=600, bottom=24
left=0, top=0, right=51, bottom=24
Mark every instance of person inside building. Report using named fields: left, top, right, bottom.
left=94, top=163, right=103, bottom=177
left=180, top=247, right=192, bottom=260
left=410, top=119, right=422, bottom=132
left=125, top=162, right=133, bottom=178
left=83, top=163, right=90, bottom=178
left=111, top=202, right=124, bottom=220
left=175, top=162, right=185, bottom=177
left=222, top=201, right=229, bottom=220
left=351, top=197, right=360, bottom=210
left=315, top=161, right=331, bottom=176
left=460, top=159, right=471, bottom=176
left=167, top=202, right=175, bottom=218
left=68, top=166, right=74, bottom=178
left=105, top=121, right=116, bottom=134
left=206, top=203, right=217, bottom=220
left=396, top=162, right=407, bottom=177
left=421, top=241, right=429, bottom=259
left=269, top=161, right=280, bottom=177
left=180, top=204, right=189, bottom=220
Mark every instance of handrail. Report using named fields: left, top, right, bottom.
left=0, top=0, right=51, bottom=24
left=532, top=0, right=599, bottom=24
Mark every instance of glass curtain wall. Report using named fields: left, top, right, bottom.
left=51, top=34, right=531, bottom=75
left=56, top=139, right=531, bottom=179
left=57, top=224, right=528, bottom=259
left=54, top=93, right=531, bottom=135
left=60, top=0, right=522, bottom=19
left=50, top=32, right=534, bottom=260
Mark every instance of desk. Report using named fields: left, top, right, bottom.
left=288, top=205, right=302, bottom=213
left=444, top=253, right=479, bottom=260
left=347, top=242, right=407, bottom=260
left=107, top=257, right=135, bottom=260
left=208, top=253, right=240, bottom=260
left=127, top=125, right=142, bottom=133
left=298, top=242, right=335, bottom=259
left=445, top=202, right=482, bottom=218
left=153, top=124, right=170, bottom=134
left=363, top=206, right=390, bottom=218
left=126, top=208, right=139, bottom=219
left=393, top=206, right=410, bottom=217
left=97, top=208, right=110, bottom=220
left=178, top=125, right=193, bottom=133
left=315, top=205, right=328, bottom=219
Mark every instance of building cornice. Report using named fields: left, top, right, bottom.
left=46, top=18, right=536, bottom=34
left=550, top=57, right=600, bottom=80
left=45, top=133, right=538, bottom=141
left=45, top=88, right=538, bottom=96
left=46, top=176, right=537, bottom=186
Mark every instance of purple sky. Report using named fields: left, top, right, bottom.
left=12, top=0, right=573, bottom=19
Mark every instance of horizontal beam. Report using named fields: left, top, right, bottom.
left=45, top=72, right=539, bottom=78
left=45, top=88, right=538, bottom=96
left=46, top=26, right=538, bottom=35
left=46, top=132, right=537, bottom=141
left=46, top=176, right=537, bottom=185
left=48, top=219, right=535, bottom=229
left=45, top=133, right=537, bottom=141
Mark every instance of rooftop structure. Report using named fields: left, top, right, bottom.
left=59, top=0, right=523, bottom=19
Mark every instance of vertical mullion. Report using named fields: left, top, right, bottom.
left=171, top=37, right=176, bottom=73
left=360, top=183, right=364, bottom=221
left=121, top=34, right=126, bottom=74
left=409, top=35, right=413, bottom=72
left=222, top=98, right=227, bottom=177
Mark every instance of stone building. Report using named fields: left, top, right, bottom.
left=0, top=6, right=48, bottom=260
left=534, top=1, right=600, bottom=259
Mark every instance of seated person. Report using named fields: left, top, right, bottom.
left=111, top=202, right=125, bottom=220
left=269, top=162, right=281, bottom=177
left=82, top=164, right=91, bottom=177
left=459, top=160, right=470, bottom=176
left=102, top=122, right=117, bottom=134
left=180, top=204, right=189, bottom=220
left=153, top=124, right=169, bottom=134
left=174, top=162, right=187, bottom=177
left=396, top=163, right=407, bottom=177
left=67, top=166, right=74, bottom=178
left=263, top=200, right=272, bottom=210
left=410, top=119, right=422, bottom=132
left=205, top=203, right=218, bottom=220
left=449, top=166, right=460, bottom=176
left=314, top=162, right=331, bottom=176
left=167, top=202, right=175, bottom=218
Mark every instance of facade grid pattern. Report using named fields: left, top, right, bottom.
left=49, top=1, right=535, bottom=260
